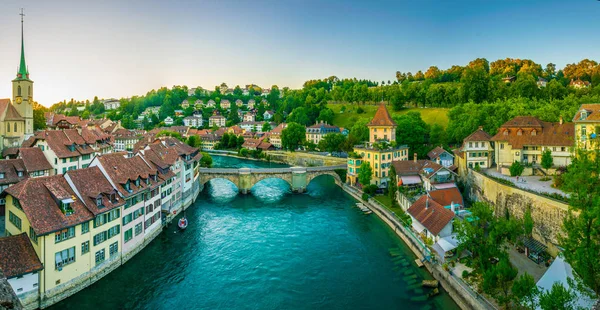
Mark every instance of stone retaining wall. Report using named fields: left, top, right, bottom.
left=467, top=169, right=569, bottom=254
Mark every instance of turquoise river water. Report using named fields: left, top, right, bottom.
left=51, top=155, right=459, bottom=309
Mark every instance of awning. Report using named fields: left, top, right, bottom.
left=411, top=221, right=425, bottom=233
left=433, top=183, right=457, bottom=190
left=433, top=235, right=459, bottom=262
left=523, top=237, right=547, bottom=254
left=400, top=176, right=422, bottom=185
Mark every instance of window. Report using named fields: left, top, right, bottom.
left=81, top=222, right=89, bottom=234
left=109, top=242, right=118, bottom=257
left=82, top=241, right=89, bottom=255
left=96, top=196, right=103, bottom=207
left=94, top=209, right=120, bottom=228
left=29, top=227, right=37, bottom=243
left=135, top=223, right=143, bottom=236
left=17, top=171, right=23, bottom=177
left=62, top=158, right=67, bottom=164
left=82, top=154, right=90, bottom=160
left=475, top=142, right=478, bottom=147
left=40, top=145, right=44, bottom=151
left=13, top=123, right=17, bottom=132
left=17, top=85, right=21, bottom=96
left=0, top=173, right=5, bottom=179
left=95, top=249, right=105, bottom=265
left=123, top=213, right=133, bottom=226
left=13, top=198, right=21, bottom=209
left=55, top=227, right=75, bottom=243
left=500, top=144, right=504, bottom=150
left=124, top=229, right=133, bottom=243
left=55, top=247, right=76, bottom=269
left=9, top=211, right=22, bottom=230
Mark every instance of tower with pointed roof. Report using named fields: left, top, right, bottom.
left=347, top=103, right=409, bottom=187
left=12, top=8, right=34, bottom=137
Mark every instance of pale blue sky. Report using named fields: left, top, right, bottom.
left=0, top=0, right=599, bottom=106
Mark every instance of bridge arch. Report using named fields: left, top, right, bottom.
left=200, top=175, right=239, bottom=189
left=306, top=171, right=342, bottom=186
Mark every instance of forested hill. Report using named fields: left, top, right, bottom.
left=48, top=57, right=600, bottom=153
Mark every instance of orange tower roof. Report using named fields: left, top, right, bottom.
left=368, top=103, right=396, bottom=126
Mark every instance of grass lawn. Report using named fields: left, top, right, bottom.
left=373, top=195, right=405, bottom=215
left=327, top=103, right=449, bottom=129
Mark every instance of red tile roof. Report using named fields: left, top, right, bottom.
left=66, top=167, right=125, bottom=216
left=0, top=233, right=43, bottom=278
left=427, top=187, right=464, bottom=207
left=427, top=146, right=453, bottom=160
left=5, top=175, right=94, bottom=235
left=490, top=116, right=574, bottom=148
left=95, top=153, right=160, bottom=197
left=0, top=159, right=28, bottom=186
left=368, top=103, right=396, bottom=126
left=463, top=126, right=492, bottom=142
left=573, top=104, right=600, bottom=122
left=18, top=147, right=52, bottom=172
left=407, top=195, right=454, bottom=236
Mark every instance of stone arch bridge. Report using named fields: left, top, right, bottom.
left=199, top=165, right=346, bottom=194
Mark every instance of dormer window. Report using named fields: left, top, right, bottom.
left=110, top=193, right=116, bottom=203
left=17, top=171, right=23, bottom=177
left=504, top=130, right=508, bottom=136
left=146, top=178, right=150, bottom=185
left=135, top=177, right=140, bottom=187
left=60, top=199, right=75, bottom=216
left=581, top=110, right=588, bottom=120
left=96, top=196, right=103, bottom=208
left=0, top=173, right=5, bottom=179
left=531, top=129, right=537, bottom=136
left=517, top=129, right=522, bottom=136
left=68, top=144, right=76, bottom=152
left=124, top=181, right=131, bottom=192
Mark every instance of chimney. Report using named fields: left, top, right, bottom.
left=425, top=196, right=429, bottom=209
left=450, top=201, right=455, bottom=214
left=413, top=153, right=417, bottom=163
left=559, top=116, right=563, bottom=125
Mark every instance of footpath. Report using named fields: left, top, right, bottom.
left=341, top=184, right=496, bottom=310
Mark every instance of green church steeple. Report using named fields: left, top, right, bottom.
left=16, top=8, right=29, bottom=81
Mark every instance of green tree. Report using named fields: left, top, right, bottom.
left=560, top=149, right=600, bottom=295
left=199, top=152, right=213, bottom=168
left=316, top=108, right=334, bottom=124
left=317, top=133, right=347, bottom=152
left=541, top=148, right=553, bottom=174
left=524, top=206, right=534, bottom=237
left=358, top=162, right=373, bottom=187
left=186, top=135, right=201, bottom=148
left=461, top=66, right=490, bottom=103
left=512, top=273, right=539, bottom=310
left=350, top=118, right=370, bottom=142
left=281, top=122, right=306, bottom=151
left=262, top=122, right=272, bottom=132
left=33, top=102, right=47, bottom=130
left=539, top=282, right=576, bottom=310
left=482, top=258, right=518, bottom=308
left=388, top=164, right=397, bottom=200
left=509, top=161, right=524, bottom=177
left=394, top=112, right=430, bottom=157
left=287, top=107, right=310, bottom=126
left=236, top=135, right=245, bottom=148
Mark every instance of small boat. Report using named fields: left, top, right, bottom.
left=178, top=217, right=188, bottom=230
left=422, top=279, right=439, bottom=288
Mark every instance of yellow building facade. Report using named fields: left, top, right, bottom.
left=573, top=104, right=600, bottom=151
left=347, top=104, right=409, bottom=187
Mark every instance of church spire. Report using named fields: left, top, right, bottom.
left=16, top=8, right=29, bottom=80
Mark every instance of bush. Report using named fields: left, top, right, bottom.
left=509, top=161, right=524, bottom=177
left=357, top=107, right=365, bottom=114
left=462, top=270, right=470, bottom=279
left=363, top=184, right=378, bottom=195
left=239, top=148, right=249, bottom=157
left=474, top=162, right=481, bottom=172
left=361, top=193, right=369, bottom=201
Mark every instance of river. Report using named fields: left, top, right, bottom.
left=51, top=155, right=459, bottom=309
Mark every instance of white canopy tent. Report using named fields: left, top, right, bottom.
left=432, top=235, right=459, bottom=262
left=536, top=255, right=595, bottom=309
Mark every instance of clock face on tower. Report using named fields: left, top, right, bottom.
left=15, top=97, right=22, bottom=104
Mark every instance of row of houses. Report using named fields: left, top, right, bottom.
left=453, top=104, right=600, bottom=176
left=0, top=136, right=201, bottom=309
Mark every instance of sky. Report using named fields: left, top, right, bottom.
left=0, top=0, right=599, bottom=106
